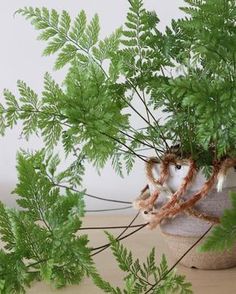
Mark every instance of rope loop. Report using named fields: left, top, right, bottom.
left=134, top=155, right=236, bottom=229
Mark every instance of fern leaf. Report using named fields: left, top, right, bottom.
left=54, top=44, right=77, bottom=69
left=43, top=37, right=66, bottom=56
left=47, top=153, right=60, bottom=176
left=199, top=192, right=236, bottom=252
left=106, top=232, right=133, bottom=272
left=112, top=153, right=124, bottom=178
left=105, top=233, right=192, bottom=293
left=37, top=28, right=57, bottom=41
left=50, top=9, right=59, bottom=27
left=3, top=89, right=19, bottom=109
left=17, top=81, right=38, bottom=107
left=0, top=203, right=16, bottom=250
left=59, top=10, right=71, bottom=35
left=92, top=28, right=122, bottom=61
left=69, top=10, right=87, bottom=42
left=91, top=270, right=121, bottom=294
left=0, top=104, right=6, bottom=135
left=41, top=117, right=62, bottom=150
left=80, top=14, right=100, bottom=50
left=124, top=152, right=135, bottom=175
left=3, top=89, right=19, bottom=128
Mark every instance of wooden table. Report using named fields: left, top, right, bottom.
left=27, top=214, right=236, bottom=294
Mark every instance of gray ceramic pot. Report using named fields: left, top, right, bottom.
left=149, top=164, right=236, bottom=269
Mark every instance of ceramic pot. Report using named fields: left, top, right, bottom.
left=149, top=163, right=236, bottom=269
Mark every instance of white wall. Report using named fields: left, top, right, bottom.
left=0, top=0, right=185, bottom=211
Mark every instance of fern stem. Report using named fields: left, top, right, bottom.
left=119, top=129, right=165, bottom=155
left=115, top=147, right=149, bottom=159
left=144, top=225, right=213, bottom=293
left=79, top=223, right=146, bottom=230
left=85, top=206, right=132, bottom=212
left=99, top=130, right=148, bottom=163
left=91, top=212, right=146, bottom=256
left=49, top=181, right=132, bottom=205
left=127, top=79, right=169, bottom=152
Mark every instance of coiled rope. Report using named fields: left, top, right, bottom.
left=134, top=154, right=236, bottom=229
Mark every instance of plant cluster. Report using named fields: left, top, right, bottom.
left=0, top=150, right=192, bottom=293
left=1, top=0, right=235, bottom=173
left=0, top=0, right=235, bottom=292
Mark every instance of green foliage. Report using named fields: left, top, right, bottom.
left=162, top=0, right=236, bottom=160
left=0, top=0, right=236, bottom=291
left=0, top=150, right=93, bottom=292
left=1, top=5, right=136, bottom=172
left=199, top=191, right=236, bottom=252
left=93, top=233, right=193, bottom=294
left=92, top=28, right=122, bottom=62
left=16, top=7, right=102, bottom=69
left=0, top=149, right=192, bottom=293
left=0, top=0, right=235, bottom=172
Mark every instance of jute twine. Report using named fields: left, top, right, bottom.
left=134, top=155, right=236, bottom=229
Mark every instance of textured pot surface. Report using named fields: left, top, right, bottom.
left=149, top=164, right=236, bottom=269
left=163, top=232, right=236, bottom=270
left=149, top=165, right=236, bottom=236
left=160, top=187, right=233, bottom=237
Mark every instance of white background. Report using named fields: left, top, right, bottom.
left=0, top=0, right=185, bottom=211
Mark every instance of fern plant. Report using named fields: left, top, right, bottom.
left=0, top=150, right=91, bottom=291
left=0, top=0, right=236, bottom=292
left=91, top=232, right=192, bottom=294
left=1, top=0, right=236, bottom=172
left=0, top=149, right=191, bottom=293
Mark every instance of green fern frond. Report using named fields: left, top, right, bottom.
left=0, top=203, right=16, bottom=251
left=69, top=10, right=87, bottom=42
left=16, top=8, right=99, bottom=69
left=100, top=233, right=192, bottom=294
left=80, top=14, right=100, bottom=50
left=92, top=27, right=122, bottom=62
left=112, top=153, right=124, bottom=178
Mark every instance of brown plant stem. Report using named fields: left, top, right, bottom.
left=79, top=223, right=146, bottom=230
left=144, top=225, right=213, bottom=293
left=91, top=211, right=143, bottom=255
left=85, top=206, right=132, bottom=212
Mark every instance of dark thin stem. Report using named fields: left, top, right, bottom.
left=79, top=223, right=146, bottom=230
left=160, top=66, right=166, bottom=78
left=116, top=223, right=148, bottom=242
left=3, top=107, right=67, bottom=121
left=127, top=80, right=169, bottom=150
left=144, top=225, right=213, bottom=293
left=99, top=131, right=148, bottom=163
left=26, top=259, right=48, bottom=269
left=45, top=172, right=132, bottom=205
left=116, top=147, right=149, bottom=159
left=91, top=212, right=144, bottom=256
left=52, top=182, right=132, bottom=205
left=34, top=197, right=53, bottom=234
left=77, top=117, right=149, bottom=164
left=119, top=129, right=164, bottom=154
left=133, top=147, right=153, bottom=152
left=116, top=211, right=141, bottom=239
left=85, top=206, right=132, bottom=212
left=85, top=192, right=132, bottom=205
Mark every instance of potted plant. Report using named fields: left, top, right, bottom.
left=0, top=0, right=236, bottom=292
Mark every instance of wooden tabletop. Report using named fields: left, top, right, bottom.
left=27, top=214, right=236, bottom=294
